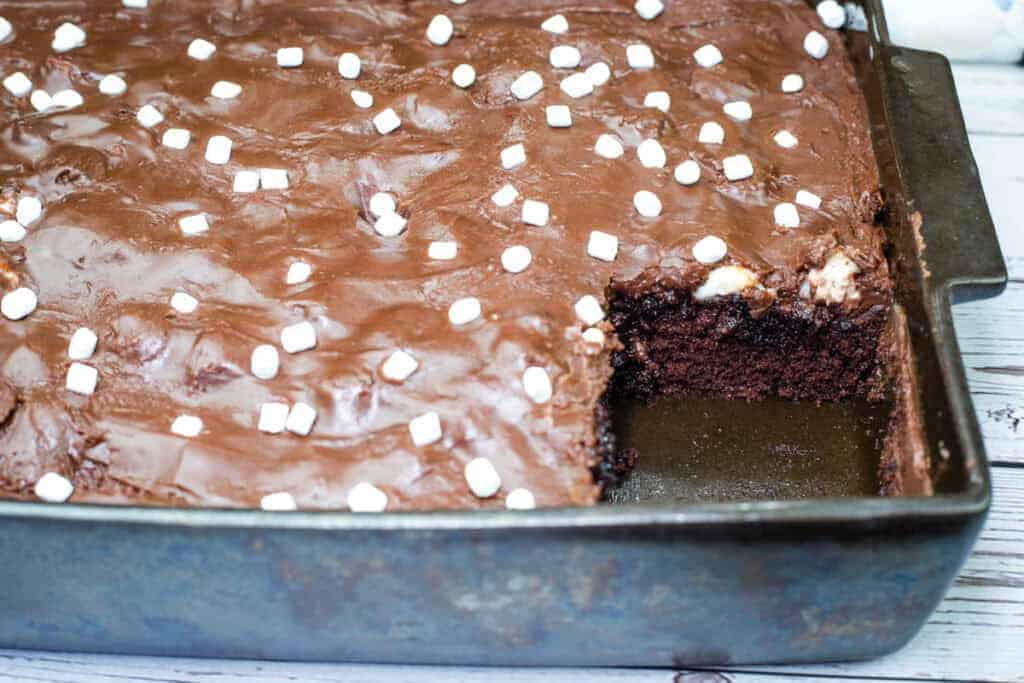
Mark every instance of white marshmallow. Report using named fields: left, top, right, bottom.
left=723, top=154, right=754, bottom=181
left=280, top=321, right=317, bottom=354
left=674, top=160, right=701, bottom=186
left=161, top=128, right=191, bottom=150
left=260, top=168, right=289, bottom=190
left=3, top=72, right=31, bottom=97
left=351, top=89, right=373, bottom=109
left=541, top=14, right=569, bottom=34
left=698, top=121, right=725, bottom=145
left=250, top=344, right=280, bottom=380
left=510, top=71, right=543, bottom=101
left=451, top=63, right=476, bottom=88
left=626, top=43, right=655, bottom=69
left=501, top=245, right=532, bottom=273
left=636, top=138, right=666, bottom=168
left=286, top=262, right=312, bottom=285
left=448, top=297, right=481, bottom=325
left=817, top=0, right=847, bottom=29
left=122, top=0, right=149, bottom=8
left=34, top=472, right=74, bottom=503
left=16, top=196, right=42, bottom=226
left=428, top=240, right=458, bottom=260
left=491, top=184, right=519, bottom=207
left=644, top=91, right=670, bottom=113
left=501, top=143, right=526, bottom=170
left=381, top=350, right=419, bottom=382
left=633, top=190, right=662, bottom=218
left=68, top=327, right=98, bottom=360
left=211, top=80, right=242, bottom=99
left=0, top=220, right=26, bottom=242
left=774, top=130, right=799, bottom=148
left=426, top=15, right=454, bottom=46
left=585, top=62, right=611, bottom=87
left=52, top=22, right=86, bottom=53
left=0, top=17, right=10, bottom=43
left=178, top=213, right=209, bottom=236
left=348, top=482, right=388, bottom=512
left=136, top=104, right=163, bottom=128
left=258, top=402, right=289, bottom=434
left=205, top=135, right=232, bottom=164
left=170, top=291, right=199, bottom=314
left=521, top=199, right=549, bottom=227
left=171, top=415, right=203, bottom=438
left=587, top=230, right=619, bottom=262
left=574, top=295, right=605, bottom=326
left=594, top=134, right=624, bottom=159
left=374, top=211, right=407, bottom=237
left=505, top=488, right=536, bottom=510
left=338, top=52, right=361, bottom=79
left=582, top=327, right=606, bottom=351
left=807, top=252, right=860, bottom=303
left=65, top=362, right=98, bottom=396
left=369, top=192, right=396, bottom=218
left=695, top=265, right=758, bottom=301
left=782, top=73, right=805, bottom=93
left=522, top=366, right=553, bottom=404
left=804, top=31, right=830, bottom=59
left=276, top=47, right=304, bottom=68
left=1, top=288, right=37, bottom=320
left=261, top=492, right=297, bottom=511
left=635, top=0, right=665, bottom=20
left=51, top=89, right=82, bottom=109
left=464, top=457, right=501, bottom=498
left=546, top=105, right=572, bottom=128
left=796, top=189, right=823, bottom=210
left=560, top=72, right=593, bottom=99
left=286, top=402, right=317, bottom=436
left=724, top=101, right=753, bottom=121
left=549, top=45, right=581, bottom=69
left=187, top=38, right=216, bottom=61
left=774, top=202, right=801, bottom=228
left=692, top=235, right=728, bottom=264
left=409, top=411, right=443, bottom=447
left=233, top=170, right=260, bottom=193
left=373, top=107, right=401, bottom=134
left=694, top=44, right=723, bottom=68
left=31, top=90, right=53, bottom=112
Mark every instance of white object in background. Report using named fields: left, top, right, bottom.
left=882, top=0, right=1024, bottom=63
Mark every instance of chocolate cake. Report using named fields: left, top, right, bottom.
left=0, top=0, right=904, bottom=510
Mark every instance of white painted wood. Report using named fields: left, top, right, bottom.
left=966, top=135, right=1024, bottom=281
left=952, top=64, right=1024, bottom=136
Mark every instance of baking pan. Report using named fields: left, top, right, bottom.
left=0, top=0, right=1008, bottom=666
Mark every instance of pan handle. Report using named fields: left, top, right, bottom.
left=876, top=44, right=1007, bottom=303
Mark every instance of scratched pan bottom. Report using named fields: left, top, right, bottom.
left=608, top=396, right=889, bottom=504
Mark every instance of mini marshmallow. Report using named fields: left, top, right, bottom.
left=52, top=22, right=86, bottom=53
left=233, top=170, right=260, bottom=193
left=782, top=73, right=805, bottom=93
left=698, top=121, right=725, bottom=145
left=541, top=14, right=569, bottom=34
left=374, top=212, right=407, bottom=237
left=31, top=90, right=53, bottom=112
left=451, top=63, right=476, bottom=88
left=258, top=402, right=289, bottom=434
left=644, top=91, right=670, bottom=113
left=582, top=327, right=606, bottom=351
left=170, top=291, right=199, bottom=314
left=585, top=62, right=611, bottom=87
left=501, top=245, right=532, bottom=273
left=34, top=473, right=74, bottom=503
left=171, top=414, right=203, bottom=437
left=464, top=457, right=501, bottom=498
left=775, top=130, right=799, bottom=148
left=723, top=154, right=754, bottom=181
left=261, top=492, right=297, bottom=511
left=0, top=220, right=26, bottom=242
left=492, top=184, right=519, bottom=207
left=521, top=199, right=549, bottom=227
left=211, top=80, right=242, bottom=99
left=286, top=402, right=317, bottom=436
left=694, top=44, right=723, bottom=68
left=594, top=134, right=624, bottom=159
left=817, top=0, right=847, bottom=29
left=774, top=202, right=800, bottom=228
left=510, top=71, right=543, bottom=101
left=587, top=230, right=619, bottom=262
left=523, top=366, right=553, bottom=404
left=807, top=251, right=860, bottom=303
left=161, top=128, right=191, bottom=150
left=574, top=295, right=605, bottom=326
left=68, top=327, right=98, bottom=360
left=277, top=47, right=304, bottom=68
left=16, top=196, right=41, bottom=226
left=501, top=143, right=526, bottom=170
left=559, top=72, right=593, bottom=99
left=796, top=189, right=823, bottom=210
left=381, top=350, right=419, bottom=382
left=3, top=72, right=31, bottom=97
left=66, top=362, right=98, bottom=396
left=338, top=52, right=361, bottom=79
left=122, top=0, right=149, bottom=8
left=369, top=192, right=396, bottom=218
left=633, top=190, right=662, bottom=218
left=136, top=104, right=163, bottom=128
left=286, top=262, right=312, bottom=285
left=448, top=297, right=481, bottom=325
left=804, top=31, right=830, bottom=60
left=409, top=411, right=443, bottom=447
left=351, top=90, right=373, bottom=109
left=695, top=265, right=758, bottom=301
left=428, top=240, right=458, bottom=260
left=373, top=107, right=401, bottom=134
left=205, top=135, right=232, bottom=164
left=51, top=89, right=82, bottom=109
left=636, top=139, right=666, bottom=168
left=348, top=482, right=388, bottom=512
left=626, top=43, right=655, bottom=69
left=549, top=45, right=581, bottom=69
left=674, top=160, right=701, bottom=186
left=692, top=235, right=728, bottom=264
left=426, top=15, right=454, bottom=46
left=635, top=0, right=665, bottom=20
left=724, top=101, right=753, bottom=121
left=546, top=105, right=572, bottom=128
left=505, top=488, right=536, bottom=510
left=0, top=17, right=10, bottom=43
left=280, top=321, right=317, bottom=353
left=178, top=213, right=209, bottom=236
left=260, top=168, right=289, bottom=190
left=250, top=344, right=280, bottom=380
left=1, top=288, right=37, bottom=321
left=187, top=38, right=217, bottom=61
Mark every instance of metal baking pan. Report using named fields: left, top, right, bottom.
left=0, top=0, right=1007, bottom=666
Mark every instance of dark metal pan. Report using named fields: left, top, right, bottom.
left=0, top=0, right=1007, bottom=666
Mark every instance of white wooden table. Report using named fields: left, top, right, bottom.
left=2, top=63, right=1022, bottom=683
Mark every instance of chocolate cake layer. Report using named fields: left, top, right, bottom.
left=0, top=0, right=889, bottom=509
